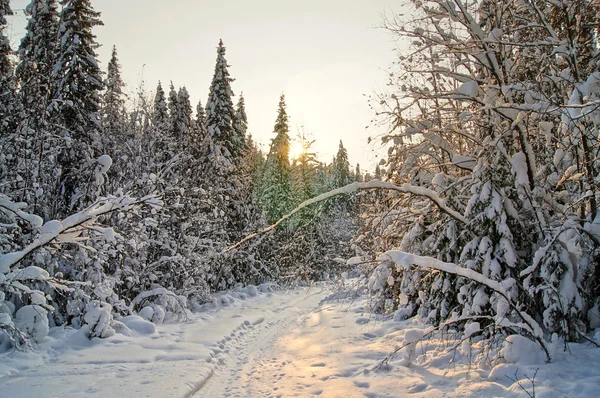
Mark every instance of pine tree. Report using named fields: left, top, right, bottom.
left=0, top=0, right=16, bottom=138
left=50, top=0, right=104, bottom=214
left=102, top=45, right=126, bottom=138
left=16, top=0, right=59, bottom=126
left=176, top=86, right=192, bottom=141
left=195, top=99, right=207, bottom=141
left=205, top=39, right=239, bottom=164
left=233, top=92, right=247, bottom=153
left=332, top=140, right=350, bottom=188
left=355, top=163, right=362, bottom=182
left=152, top=81, right=168, bottom=134
left=167, top=82, right=179, bottom=140
left=52, top=0, right=104, bottom=142
left=259, top=94, right=293, bottom=223
left=11, top=0, right=60, bottom=215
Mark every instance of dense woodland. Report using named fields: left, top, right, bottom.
left=1, top=0, right=600, bottom=362
left=0, top=0, right=362, bottom=347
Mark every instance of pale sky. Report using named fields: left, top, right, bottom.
left=7, top=0, right=399, bottom=170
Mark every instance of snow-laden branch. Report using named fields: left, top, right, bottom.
left=379, top=250, right=551, bottom=362
left=0, top=194, right=162, bottom=274
left=226, top=180, right=466, bottom=252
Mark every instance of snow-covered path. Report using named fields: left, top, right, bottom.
left=198, top=286, right=325, bottom=397
left=0, top=285, right=330, bottom=398
left=2, top=282, right=600, bottom=397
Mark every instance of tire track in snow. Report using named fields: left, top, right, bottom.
left=194, top=286, right=327, bottom=397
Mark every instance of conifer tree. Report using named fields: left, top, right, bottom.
left=17, top=0, right=59, bottom=125
left=0, top=0, right=16, bottom=138
left=355, top=163, right=362, bottom=182
left=177, top=87, right=192, bottom=139
left=10, top=0, right=60, bottom=214
left=332, top=140, right=350, bottom=188
left=50, top=0, right=104, bottom=214
left=167, top=82, right=179, bottom=139
left=233, top=93, right=247, bottom=152
left=102, top=45, right=126, bottom=138
left=205, top=39, right=238, bottom=164
left=152, top=81, right=168, bottom=134
left=52, top=0, right=104, bottom=141
left=260, top=94, right=293, bottom=223
left=195, top=99, right=207, bottom=141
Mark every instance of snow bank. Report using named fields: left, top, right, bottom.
left=500, top=334, right=544, bottom=365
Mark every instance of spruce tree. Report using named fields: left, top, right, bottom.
left=205, top=39, right=238, bottom=164
left=0, top=0, right=16, bottom=138
left=52, top=0, right=104, bottom=141
left=12, top=0, right=60, bottom=214
left=17, top=0, right=59, bottom=127
left=233, top=92, right=247, bottom=153
left=332, top=140, right=350, bottom=188
left=167, top=82, right=179, bottom=140
left=102, top=45, right=126, bottom=138
left=51, top=0, right=104, bottom=214
left=260, top=94, right=293, bottom=223
left=176, top=86, right=192, bottom=142
left=152, top=81, right=168, bottom=134
left=195, top=99, right=207, bottom=141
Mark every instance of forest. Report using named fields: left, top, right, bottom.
left=1, top=0, right=600, bottom=381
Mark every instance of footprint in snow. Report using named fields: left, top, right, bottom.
left=310, top=362, right=326, bottom=367
left=354, top=381, right=370, bottom=388
left=356, top=317, right=369, bottom=325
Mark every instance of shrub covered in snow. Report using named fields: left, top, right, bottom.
left=82, top=301, right=115, bottom=339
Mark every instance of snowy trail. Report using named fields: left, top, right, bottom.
left=2, top=283, right=600, bottom=397
left=0, top=285, right=330, bottom=398
left=197, top=286, right=326, bottom=397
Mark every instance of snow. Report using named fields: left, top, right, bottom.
left=510, top=152, right=530, bottom=187
left=5, top=266, right=50, bottom=282
left=0, top=284, right=599, bottom=397
left=457, top=80, right=479, bottom=98
left=14, top=305, right=49, bottom=343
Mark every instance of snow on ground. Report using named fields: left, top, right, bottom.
left=1, top=281, right=599, bottom=397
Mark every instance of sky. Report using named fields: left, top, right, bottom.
left=7, top=0, right=400, bottom=171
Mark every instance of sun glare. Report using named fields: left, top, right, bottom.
left=289, top=142, right=306, bottom=160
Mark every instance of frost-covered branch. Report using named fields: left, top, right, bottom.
left=227, top=180, right=467, bottom=251
left=0, top=194, right=162, bottom=274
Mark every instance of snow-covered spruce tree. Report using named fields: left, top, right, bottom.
left=194, top=98, right=207, bottom=142
left=259, top=94, right=294, bottom=224
left=0, top=0, right=22, bottom=203
left=101, top=45, right=127, bottom=141
left=176, top=87, right=193, bottom=144
left=361, top=0, right=600, bottom=347
left=233, top=92, right=248, bottom=154
left=10, top=0, right=60, bottom=216
left=205, top=39, right=240, bottom=163
left=152, top=81, right=169, bottom=135
left=50, top=0, right=104, bottom=216
left=332, top=140, right=351, bottom=189
left=355, top=163, right=362, bottom=182
left=0, top=0, right=16, bottom=139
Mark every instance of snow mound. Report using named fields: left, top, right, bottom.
left=457, top=80, right=479, bottom=97
left=500, top=334, right=544, bottom=365
left=97, top=154, right=113, bottom=174
left=14, top=305, right=49, bottom=343
left=120, top=315, right=157, bottom=335
left=243, top=285, right=258, bottom=297
left=464, top=322, right=481, bottom=338
left=83, top=301, right=115, bottom=339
